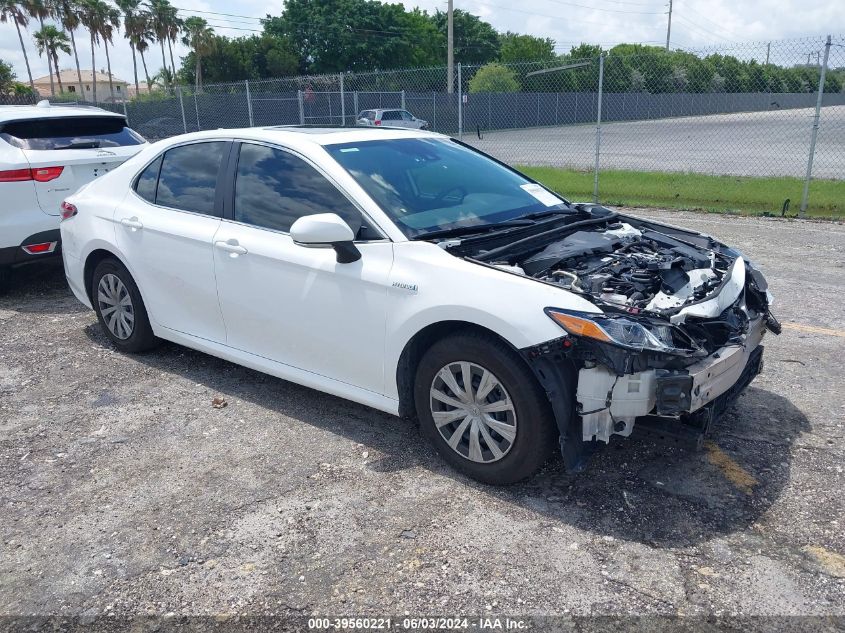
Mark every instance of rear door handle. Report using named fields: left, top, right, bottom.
left=120, top=217, right=143, bottom=230
left=215, top=240, right=248, bottom=256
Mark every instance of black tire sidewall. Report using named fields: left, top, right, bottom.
left=414, top=333, right=556, bottom=485
left=91, top=259, right=157, bottom=353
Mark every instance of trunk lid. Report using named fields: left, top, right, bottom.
left=23, top=146, right=140, bottom=216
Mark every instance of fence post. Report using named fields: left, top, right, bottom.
left=353, top=91, right=359, bottom=120
left=298, top=89, right=305, bottom=125
left=593, top=53, right=605, bottom=204
left=800, top=35, right=831, bottom=217
left=194, top=92, right=200, bottom=131
left=432, top=91, right=436, bottom=131
left=245, top=80, right=254, bottom=127
left=122, top=98, right=128, bottom=124
left=457, top=63, right=463, bottom=140
left=177, top=85, right=187, bottom=134
left=401, top=89, right=405, bottom=110
left=340, top=74, right=346, bottom=126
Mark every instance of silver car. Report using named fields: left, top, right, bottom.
left=356, top=108, right=429, bottom=130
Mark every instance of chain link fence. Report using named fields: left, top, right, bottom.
left=30, top=34, right=844, bottom=216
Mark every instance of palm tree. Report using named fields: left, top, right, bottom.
left=0, top=0, right=35, bottom=91
left=25, top=0, right=54, bottom=93
left=33, top=25, right=71, bottom=94
left=101, top=4, right=120, bottom=100
left=134, top=23, right=154, bottom=92
left=165, top=10, right=181, bottom=82
left=146, top=0, right=176, bottom=89
left=79, top=0, right=103, bottom=102
left=55, top=0, right=85, bottom=96
left=116, top=0, right=141, bottom=96
left=181, top=16, right=213, bottom=92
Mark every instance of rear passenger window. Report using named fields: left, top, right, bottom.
left=155, top=142, right=227, bottom=215
left=233, top=143, right=360, bottom=234
left=134, top=156, right=162, bottom=203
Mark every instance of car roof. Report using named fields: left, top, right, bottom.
left=0, top=101, right=124, bottom=123
left=159, top=126, right=444, bottom=147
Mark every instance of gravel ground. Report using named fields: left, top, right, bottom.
left=466, top=106, right=845, bottom=178
left=1, top=210, right=844, bottom=624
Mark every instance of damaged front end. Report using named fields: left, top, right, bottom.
left=456, top=205, right=781, bottom=472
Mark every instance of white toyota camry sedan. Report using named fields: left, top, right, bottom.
left=60, top=127, right=779, bottom=484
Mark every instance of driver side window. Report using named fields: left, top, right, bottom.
left=233, top=143, right=362, bottom=234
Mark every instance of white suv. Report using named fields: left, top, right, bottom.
left=60, top=127, right=778, bottom=484
left=0, top=101, right=147, bottom=287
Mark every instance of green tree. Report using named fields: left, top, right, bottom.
left=468, top=62, right=519, bottom=93
left=499, top=32, right=555, bottom=63
left=0, top=58, right=15, bottom=93
left=266, top=0, right=443, bottom=74
left=33, top=25, right=71, bottom=94
left=178, top=34, right=299, bottom=84
left=432, top=9, right=499, bottom=65
left=181, top=16, right=214, bottom=91
left=0, top=0, right=34, bottom=90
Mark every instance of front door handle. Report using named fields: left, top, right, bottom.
left=215, top=240, right=248, bottom=256
left=120, top=217, right=143, bottom=230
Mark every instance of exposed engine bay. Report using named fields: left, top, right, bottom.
left=522, top=223, right=722, bottom=314
left=454, top=208, right=780, bottom=360
left=442, top=205, right=780, bottom=472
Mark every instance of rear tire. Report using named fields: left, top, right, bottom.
left=414, top=331, right=557, bottom=485
left=0, top=267, right=9, bottom=295
left=91, top=258, right=158, bottom=353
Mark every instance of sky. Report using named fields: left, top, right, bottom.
left=1, top=0, right=843, bottom=88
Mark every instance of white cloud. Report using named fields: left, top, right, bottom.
left=1, top=0, right=842, bottom=88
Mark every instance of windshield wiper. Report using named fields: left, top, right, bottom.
left=54, top=140, right=101, bottom=150
left=412, top=218, right=536, bottom=240
left=517, top=207, right=576, bottom=220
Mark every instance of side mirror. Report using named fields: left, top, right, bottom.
left=290, top=213, right=361, bottom=264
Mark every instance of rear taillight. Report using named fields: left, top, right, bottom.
left=60, top=200, right=78, bottom=220
left=0, top=166, right=64, bottom=182
left=0, top=168, right=34, bottom=182
left=32, top=166, right=64, bottom=182
left=374, top=120, right=381, bottom=126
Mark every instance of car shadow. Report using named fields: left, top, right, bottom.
left=0, top=261, right=87, bottom=315
left=82, top=321, right=810, bottom=549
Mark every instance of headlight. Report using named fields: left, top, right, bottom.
left=545, top=308, right=684, bottom=354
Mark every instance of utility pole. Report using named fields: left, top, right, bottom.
left=765, top=42, right=770, bottom=65
left=665, top=0, right=673, bottom=52
left=447, top=0, right=455, bottom=94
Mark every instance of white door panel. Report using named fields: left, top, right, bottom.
left=115, top=193, right=226, bottom=343
left=213, top=223, right=393, bottom=395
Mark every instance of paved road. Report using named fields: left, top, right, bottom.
left=1, top=212, right=844, bottom=624
left=467, top=106, right=845, bottom=178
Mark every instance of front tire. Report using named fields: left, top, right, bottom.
left=91, top=258, right=158, bottom=353
left=414, top=332, right=557, bottom=485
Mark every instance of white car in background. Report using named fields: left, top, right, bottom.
left=60, top=126, right=778, bottom=484
left=0, top=101, right=147, bottom=287
left=356, top=108, right=429, bottom=129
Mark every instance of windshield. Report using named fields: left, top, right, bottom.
left=325, top=137, right=571, bottom=237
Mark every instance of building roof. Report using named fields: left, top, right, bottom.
left=33, top=69, right=129, bottom=85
